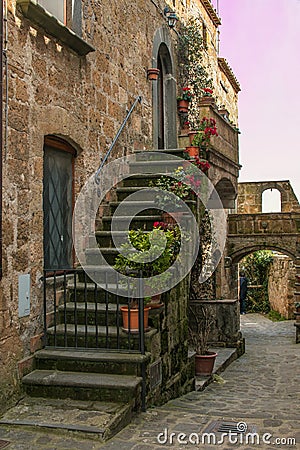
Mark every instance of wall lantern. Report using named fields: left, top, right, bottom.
left=163, top=6, right=178, bottom=29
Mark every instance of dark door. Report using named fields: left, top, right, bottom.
left=43, top=142, right=74, bottom=269
left=157, top=56, right=164, bottom=149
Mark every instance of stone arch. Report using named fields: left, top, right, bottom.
left=230, top=244, right=297, bottom=265
left=152, top=27, right=177, bottom=149
left=215, top=177, right=237, bottom=209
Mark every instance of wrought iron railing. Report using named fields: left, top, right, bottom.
left=95, top=95, right=142, bottom=186
left=42, top=268, right=146, bottom=354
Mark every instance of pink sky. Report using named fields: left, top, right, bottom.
left=217, top=0, right=300, bottom=202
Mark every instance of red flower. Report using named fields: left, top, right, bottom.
left=204, top=88, right=213, bottom=94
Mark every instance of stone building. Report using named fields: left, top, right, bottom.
left=0, top=0, right=241, bottom=411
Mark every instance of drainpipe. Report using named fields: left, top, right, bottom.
left=0, top=0, right=3, bottom=279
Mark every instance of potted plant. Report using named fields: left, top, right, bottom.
left=189, top=305, right=217, bottom=376
left=177, top=87, right=192, bottom=113
left=149, top=168, right=191, bottom=223
left=114, top=227, right=181, bottom=320
left=200, top=87, right=216, bottom=106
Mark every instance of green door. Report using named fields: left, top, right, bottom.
left=43, top=144, right=73, bottom=269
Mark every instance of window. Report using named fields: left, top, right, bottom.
left=202, top=22, right=208, bottom=48
left=37, top=0, right=71, bottom=27
left=17, top=0, right=93, bottom=54
left=262, top=189, right=281, bottom=213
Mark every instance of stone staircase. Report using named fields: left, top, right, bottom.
left=18, top=148, right=196, bottom=438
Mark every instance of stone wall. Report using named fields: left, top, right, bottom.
left=268, top=254, right=296, bottom=319
left=0, top=0, right=240, bottom=407
left=237, top=181, right=300, bottom=214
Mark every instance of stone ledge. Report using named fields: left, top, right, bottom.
left=16, top=0, right=95, bottom=56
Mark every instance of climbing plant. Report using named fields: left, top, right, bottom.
left=240, top=250, right=274, bottom=313
left=177, top=17, right=213, bottom=129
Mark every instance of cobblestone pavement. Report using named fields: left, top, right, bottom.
left=0, top=314, right=299, bottom=449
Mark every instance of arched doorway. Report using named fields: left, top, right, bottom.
left=152, top=29, right=177, bottom=149
left=238, top=250, right=295, bottom=319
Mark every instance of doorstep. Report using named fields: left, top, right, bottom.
left=194, top=347, right=238, bottom=391
left=0, top=397, right=134, bottom=441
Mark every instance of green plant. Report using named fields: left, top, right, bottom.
left=114, top=227, right=181, bottom=298
left=268, top=310, right=286, bottom=322
left=295, top=302, right=300, bottom=309
left=177, top=86, right=192, bottom=102
left=191, top=131, right=205, bottom=147
left=149, top=167, right=191, bottom=210
left=177, top=17, right=213, bottom=128
left=188, top=305, right=214, bottom=355
left=241, top=250, right=274, bottom=313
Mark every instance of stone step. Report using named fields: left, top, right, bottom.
left=58, top=301, right=162, bottom=329
left=101, top=215, right=161, bottom=231
left=116, top=186, right=156, bottom=202
left=85, top=247, right=119, bottom=265
left=109, top=200, right=159, bottom=216
left=58, top=301, right=125, bottom=326
left=67, top=281, right=130, bottom=303
left=46, top=323, right=157, bottom=351
left=122, top=173, right=170, bottom=188
left=34, top=349, right=151, bottom=376
left=128, top=159, right=186, bottom=174
left=22, top=370, right=143, bottom=404
left=134, top=148, right=186, bottom=158
left=0, top=397, right=134, bottom=440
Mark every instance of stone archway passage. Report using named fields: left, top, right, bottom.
left=227, top=212, right=300, bottom=264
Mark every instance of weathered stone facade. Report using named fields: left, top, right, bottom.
left=0, top=0, right=240, bottom=408
left=268, top=254, right=296, bottom=319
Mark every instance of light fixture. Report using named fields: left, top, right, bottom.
left=163, top=6, right=178, bottom=29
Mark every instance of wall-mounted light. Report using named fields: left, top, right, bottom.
left=163, top=6, right=178, bottom=29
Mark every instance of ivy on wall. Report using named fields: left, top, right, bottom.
left=177, top=17, right=213, bottom=129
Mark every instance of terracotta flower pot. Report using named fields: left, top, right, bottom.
left=177, top=99, right=189, bottom=113
left=195, top=351, right=217, bottom=376
left=147, top=68, right=160, bottom=80
left=121, top=306, right=150, bottom=332
left=185, top=146, right=199, bottom=158
left=188, top=131, right=198, bottom=145
left=200, top=96, right=216, bottom=106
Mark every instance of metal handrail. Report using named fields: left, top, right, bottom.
left=95, top=95, right=142, bottom=185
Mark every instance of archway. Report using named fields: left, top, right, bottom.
left=152, top=28, right=177, bottom=149
left=237, top=249, right=295, bottom=319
